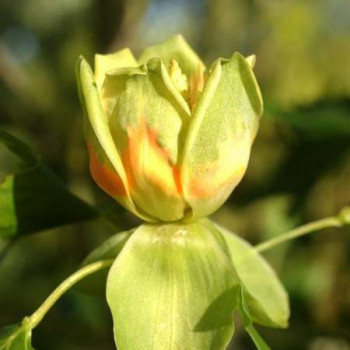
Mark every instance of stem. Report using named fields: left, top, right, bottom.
left=28, top=259, right=114, bottom=329
left=0, top=238, right=16, bottom=263
left=255, top=216, right=343, bottom=253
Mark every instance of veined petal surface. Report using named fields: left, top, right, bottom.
left=182, top=53, right=263, bottom=220
left=102, top=59, right=191, bottom=221
left=95, top=48, right=138, bottom=91
left=76, top=56, right=153, bottom=221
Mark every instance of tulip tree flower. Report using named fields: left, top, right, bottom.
left=0, top=35, right=288, bottom=350
left=76, top=35, right=263, bottom=223
left=3, top=34, right=345, bottom=350
left=75, top=36, right=289, bottom=350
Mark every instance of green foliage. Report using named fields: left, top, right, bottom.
left=0, top=318, right=34, bottom=350
left=218, top=224, right=289, bottom=328
left=267, top=101, right=350, bottom=139
left=0, top=129, right=98, bottom=239
left=1, top=1, right=350, bottom=348
left=102, top=221, right=279, bottom=350
left=106, top=221, right=239, bottom=350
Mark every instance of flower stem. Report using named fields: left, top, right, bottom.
left=28, top=259, right=114, bottom=329
left=255, top=207, right=350, bottom=253
left=0, top=238, right=16, bottom=263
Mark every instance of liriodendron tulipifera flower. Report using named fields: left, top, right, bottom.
left=76, top=34, right=263, bottom=223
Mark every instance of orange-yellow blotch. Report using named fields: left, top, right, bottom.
left=188, top=165, right=246, bottom=199
left=88, top=143, right=127, bottom=197
left=187, top=144, right=249, bottom=199
left=122, top=119, right=182, bottom=198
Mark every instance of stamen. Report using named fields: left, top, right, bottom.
left=169, top=59, right=188, bottom=94
left=168, top=59, right=205, bottom=112
left=188, top=64, right=205, bottom=112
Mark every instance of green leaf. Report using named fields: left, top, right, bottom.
left=106, top=220, right=239, bottom=350
left=218, top=224, right=290, bottom=328
left=76, top=229, right=134, bottom=296
left=0, top=318, right=35, bottom=350
left=0, top=130, right=98, bottom=239
left=182, top=53, right=263, bottom=221
left=267, top=101, right=350, bottom=139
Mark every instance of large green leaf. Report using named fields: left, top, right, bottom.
left=218, top=224, right=289, bottom=328
left=107, top=221, right=239, bottom=350
left=77, top=229, right=134, bottom=296
left=0, top=129, right=98, bottom=239
left=0, top=318, right=34, bottom=350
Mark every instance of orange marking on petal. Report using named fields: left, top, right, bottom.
left=186, top=137, right=251, bottom=199
left=172, top=165, right=183, bottom=195
left=87, top=143, right=127, bottom=197
left=188, top=164, right=246, bottom=199
left=187, top=145, right=250, bottom=200
left=122, top=118, right=182, bottom=197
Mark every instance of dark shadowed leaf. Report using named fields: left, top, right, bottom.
left=0, top=129, right=98, bottom=239
left=267, top=100, right=350, bottom=139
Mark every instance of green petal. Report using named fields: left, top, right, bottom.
left=182, top=53, right=263, bottom=221
left=76, top=56, right=152, bottom=221
left=102, top=58, right=190, bottom=221
left=138, top=34, right=205, bottom=77
left=94, top=48, right=138, bottom=91
left=106, top=221, right=239, bottom=350
left=245, top=54, right=256, bottom=68
left=218, top=225, right=290, bottom=328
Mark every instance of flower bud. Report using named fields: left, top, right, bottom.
left=76, top=35, right=263, bottom=222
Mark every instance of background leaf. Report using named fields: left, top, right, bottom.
left=106, top=221, right=239, bottom=350
left=0, top=130, right=38, bottom=166
left=267, top=101, right=350, bottom=140
left=0, top=129, right=98, bottom=239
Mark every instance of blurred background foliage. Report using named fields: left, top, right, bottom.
left=1, top=0, right=350, bottom=349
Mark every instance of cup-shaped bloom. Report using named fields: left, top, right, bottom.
left=76, top=35, right=263, bottom=222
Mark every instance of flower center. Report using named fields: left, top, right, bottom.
left=169, top=59, right=204, bottom=112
